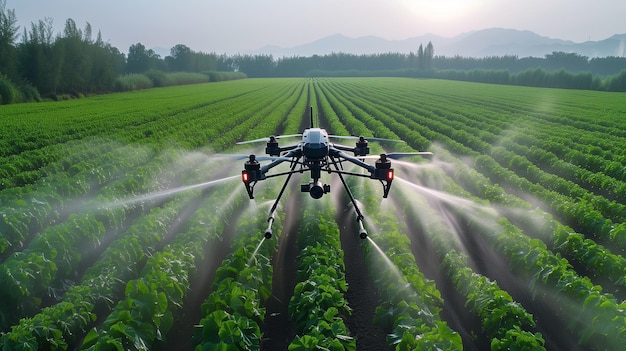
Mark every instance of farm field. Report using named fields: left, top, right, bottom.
left=1, top=77, right=626, bottom=350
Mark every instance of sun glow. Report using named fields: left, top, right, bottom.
left=403, top=0, right=484, bottom=22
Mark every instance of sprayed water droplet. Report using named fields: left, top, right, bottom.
left=247, top=237, right=266, bottom=266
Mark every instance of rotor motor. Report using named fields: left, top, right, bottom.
left=354, top=136, right=370, bottom=156
left=265, top=136, right=281, bottom=156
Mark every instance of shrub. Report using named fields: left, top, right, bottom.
left=0, top=74, right=19, bottom=104
left=145, top=69, right=167, bottom=87
left=162, top=72, right=209, bottom=86
left=18, top=83, right=42, bottom=102
left=113, top=74, right=153, bottom=91
left=606, top=70, right=626, bottom=92
left=206, top=71, right=247, bottom=82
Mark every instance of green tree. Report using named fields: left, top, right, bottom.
left=417, top=43, right=425, bottom=71
left=57, top=18, right=92, bottom=93
left=607, top=70, right=626, bottom=91
left=0, top=0, right=19, bottom=79
left=88, top=31, right=125, bottom=91
left=126, top=42, right=161, bottom=73
left=424, top=41, right=434, bottom=71
left=544, top=51, right=589, bottom=72
left=54, top=19, right=122, bottom=94
left=167, top=43, right=192, bottom=71
left=18, top=18, right=62, bottom=95
left=232, top=54, right=274, bottom=77
left=189, top=51, right=217, bottom=72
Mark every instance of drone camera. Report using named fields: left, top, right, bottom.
left=301, top=181, right=330, bottom=199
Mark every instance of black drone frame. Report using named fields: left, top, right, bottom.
left=241, top=146, right=395, bottom=239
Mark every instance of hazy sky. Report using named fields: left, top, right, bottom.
left=5, top=0, right=626, bottom=54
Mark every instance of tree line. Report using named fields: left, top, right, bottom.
left=0, top=1, right=224, bottom=103
left=219, top=51, right=626, bottom=91
left=2, top=1, right=626, bottom=104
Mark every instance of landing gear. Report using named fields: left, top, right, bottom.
left=331, top=159, right=369, bottom=239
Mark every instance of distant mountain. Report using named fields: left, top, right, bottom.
left=251, top=28, right=626, bottom=58
left=255, top=33, right=445, bottom=57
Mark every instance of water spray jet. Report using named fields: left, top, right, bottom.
left=247, top=237, right=267, bottom=266
left=100, top=175, right=240, bottom=210
left=366, top=236, right=407, bottom=285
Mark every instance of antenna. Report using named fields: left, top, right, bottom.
left=310, top=106, right=314, bottom=128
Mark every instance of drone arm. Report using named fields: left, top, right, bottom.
left=279, top=145, right=298, bottom=152
left=263, top=156, right=300, bottom=239
left=331, top=149, right=375, bottom=172
left=332, top=143, right=356, bottom=152
left=332, top=149, right=395, bottom=198
left=260, top=149, right=301, bottom=173
left=242, top=150, right=300, bottom=199
left=329, top=158, right=368, bottom=239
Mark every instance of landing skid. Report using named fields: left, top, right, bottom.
left=261, top=158, right=370, bottom=239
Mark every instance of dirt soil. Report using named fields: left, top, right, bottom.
left=261, top=188, right=392, bottom=350
left=337, top=207, right=391, bottom=351
left=162, top=197, right=242, bottom=351
left=261, top=191, right=300, bottom=350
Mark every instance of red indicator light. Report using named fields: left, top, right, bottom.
left=242, top=171, right=250, bottom=183
left=387, top=170, right=394, bottom=181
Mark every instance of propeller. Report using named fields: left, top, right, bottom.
left=328, top=135, right=405, bottom=143
left=363, top=152, right=433, bottom=159
left=236, top=134, right=302, bottom=145
left=215, top=154, right=291, bottom=162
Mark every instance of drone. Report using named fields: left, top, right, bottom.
left=233, top=108, right=432, bottom=239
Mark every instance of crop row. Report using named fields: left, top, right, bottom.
left=321, top=81, right=542, bottom=349
left=332, top=78, right=622, bottom=180
left=0, top=79, right=305, bottom=262
left=0, top=127, right=258, bottom=346
left=429, top=148, right=626, bottom=297
left=0, top=148, right=216, bottom=330
left=401, top=152, right=625, bottom=349
left=317, top=80, right=531, bottom=348
left=322, top=79, right=625, bottom=234
left=192, top=176, right=283, bottom=350
left=392, top=162, right=624, bottom=351
left=3, top=77, right=625, bottom=350
left=377, top=170, right=546, bottom=351
left=74, top=164, right=255, bottom=351
left=0, top=79, right=311, bottom=348
left=287, top=198, right=355, bottom=350
left=79, top=80, right=311, bottom=350
left=365, top=211, right=462, bottom=350
left=314, top=78, right=623, bottom=345
left=0, top=80, right=273, bottom=158
left=0, top=79, right=302, bottom=189
left=318, top=79, right=626, bottom=262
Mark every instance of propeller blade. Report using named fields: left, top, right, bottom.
left=215, top=154, right=290, bottom=162
left=362, top=152, right=433, bottom=159
left=236, top=134, right=302, bottom=145
left=330, top=143, right=355, bottom=150
left=387, top=152, right=433, bottom=159
left=328, top=135, right=405, bottom=143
